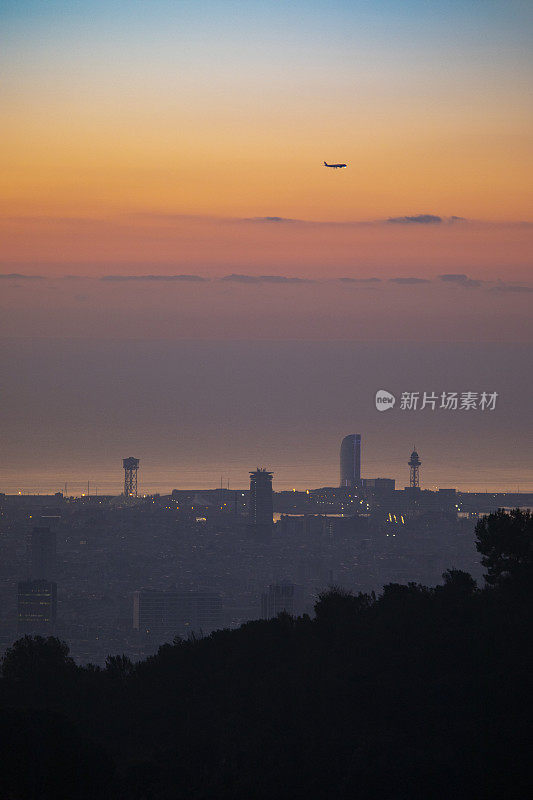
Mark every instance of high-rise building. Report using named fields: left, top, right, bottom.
left=17, top=580, right=57, bottom=633
left=133, top=591, right=223, bottom=639
left=29, top=526, right=57, bottom=579
left=340, top=434, right=361, bottom=487
left=261, top=582, right=304, bottom=619
left=249, top=468, right=273, bottom=531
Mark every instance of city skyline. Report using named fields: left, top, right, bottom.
left=1, top=4, right=531, bottom=794
left=1, top=338, right=531, bottom=495
left=2, top=440, right=531, bottom=498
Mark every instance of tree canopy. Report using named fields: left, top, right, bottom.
left=475, top=507, right=533, bottom=589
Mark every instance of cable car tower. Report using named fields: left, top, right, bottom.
left=408, top=449, right=421, bottom=489
left=123, top=457, right=140, bottom=497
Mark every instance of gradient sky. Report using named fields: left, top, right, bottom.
left=2, top=1, right=532, bottom=274
left=2, top=2, right=532, bottom=221
left=1, top=1, right=532, bottom=491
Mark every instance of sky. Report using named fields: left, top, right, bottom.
left=1, top=1, right=532, bottom=491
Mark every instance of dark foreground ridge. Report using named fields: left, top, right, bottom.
left=1, top=509, right=532, bottom=799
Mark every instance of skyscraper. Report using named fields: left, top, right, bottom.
left=29, top=526, right=57, bottom=579
left=133, top=591, right=222, bottom=639
left=17, top=580, right=57, bottom=633
left=340, top=434, right=361, bottom=488
left=261, top=582, right=304, bottom=619
left=249, top=468, right=273, bottom=532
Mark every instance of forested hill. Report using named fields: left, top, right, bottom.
left=1, top=509, right=532, bottom=800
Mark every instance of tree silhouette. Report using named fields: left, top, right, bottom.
left=0, top=708, right=114, bottom=800
left=440, top=568, right=477, bottom=596
left=1, top=635, right=74, bottom=682
left=475, top=508, right=533, bottom=588
left=105, top=654, right=134, bottom=679
left=314, top=586, right=373, bottom=624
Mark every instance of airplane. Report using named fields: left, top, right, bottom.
left=324, top=161, right=347, bottom=169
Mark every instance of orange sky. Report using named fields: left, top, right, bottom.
left=2, top=100, right=532, bottom=224
left=2, top=2, right=532, bottom=243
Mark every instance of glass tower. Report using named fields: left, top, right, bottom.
left=340, top=434, right=361, bottom=487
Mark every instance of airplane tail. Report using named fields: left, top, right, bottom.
left=323, top=161, right=328, bottom=166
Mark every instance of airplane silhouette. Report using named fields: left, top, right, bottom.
left=324, top=161, right=347, bottom=169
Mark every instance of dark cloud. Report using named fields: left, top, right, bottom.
left=386, top=214, right=442, bottom=224
left=439, top=273, right=482, bottom=288
left=490, top=283, right=533, bottom=293
left=0, top=272, right=45, bottom=280
left=242, top=216, right=300, bottom=223
left=220, top=274, right=313, bottom=284
left=337, top=277, right=381, bottom=283
left=389, top=277, right=431, bottom=285
left=4, top=216, right=103, bottom=226
left=101, top=274, right=209, bottom=282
